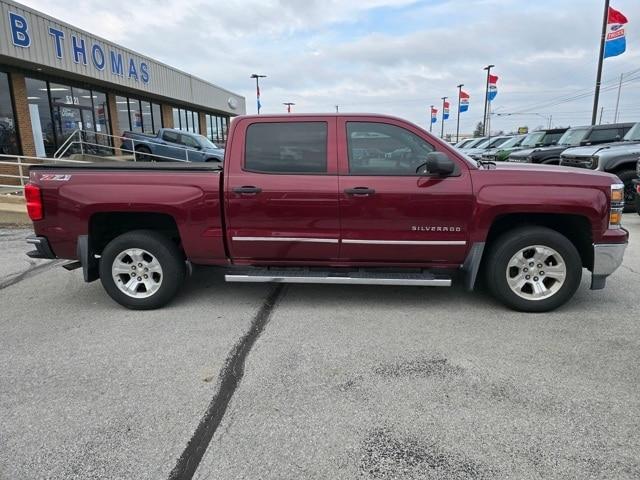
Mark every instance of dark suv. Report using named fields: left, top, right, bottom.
left=507, top=123, right=634, bottom=165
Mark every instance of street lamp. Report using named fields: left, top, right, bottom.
left=250, top=74, right=267, bottom=114
left=482, top=64, right=494, bottom=136
left=283, top=102, right=295, bottom=113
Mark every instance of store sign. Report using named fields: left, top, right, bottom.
left=7, top=11, right=150, bottom=85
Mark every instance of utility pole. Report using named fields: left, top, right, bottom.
left=599, top=106, right=604, bottom=124
left=429, top=105, right=434, bottom=133
left=614, top=73, right=623, bottom=122
left=335, top=105, right=339, bottom=113
left=482, top=64, right=494, bottom=136
left=592, top=0, right=610, bottom=125
left=283, top=102, right=295, bottom=113
left=441, top=96, right=447, bottom=139
left=250, top=73, right=267, bottom=114
left=456, top=84, right=464, bottom=143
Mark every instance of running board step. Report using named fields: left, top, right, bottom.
left=225, top=269, right=451, bottom=287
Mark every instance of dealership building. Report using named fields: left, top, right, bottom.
left=0, top=0, right=245, bottom=158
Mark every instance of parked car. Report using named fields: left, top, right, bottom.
left=482, top=128, right=568, bottom=162
left=464, top=135, right=513, bottom=160
left=121, top=128, right=225, bottom=162
left=481, top=135, right=526, bottom=162
left=508, top=123, right=634, bottom=165
left=453, top=138, right=476, bottom=149
left=635, top=158, right=640, bottom=215
left=560, top=122, right=640, bottom=212
left=458, top=136, right=488, bottom=149
left=24, top=113, right=627, bottom=312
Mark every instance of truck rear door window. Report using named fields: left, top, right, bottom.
left=245, top=122, right=327, bottom=174
left=588, top=128, right=620, bottom=143
left=162, top=130, right=180, bottom=143
left=346, top=122, right=434, bottom=175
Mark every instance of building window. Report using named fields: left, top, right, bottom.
left=25, top=76, right=53, bottom=156
left=116, top=95, right=162, bottom=135
left=172, top=107, right=200, bottom=133
left=204, top=113, right=230, bottom=145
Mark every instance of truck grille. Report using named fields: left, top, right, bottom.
left=561, top=156, right=592, bottom=169
left=637, top=158, right=640, bottom=177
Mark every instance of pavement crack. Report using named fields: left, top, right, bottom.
left=622, top=264, right=640, bottom=276
left=167, top=284, right=285, bottom=480
left=0, top=260, right=60, bottom=290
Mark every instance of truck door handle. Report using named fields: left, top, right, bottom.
left=233, top=186, right=262, bottom=195
left=344, top=187, right=375, bottom=196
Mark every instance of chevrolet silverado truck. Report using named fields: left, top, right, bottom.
left=24, top=114, right=628, bottom=312
left=560, top=122, right=640, bottom=212
left=121, top=128, right=225, bottom=162
left=508, top=123, right=634, bottom=165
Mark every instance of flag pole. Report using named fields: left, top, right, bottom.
left=614, top=73, right=623, bottom=122
left=482, top=65, right=494, bottom=136
left=430, top=105, right=434, bottom=133
left=456, top=84, right=463, bottom=143
left=592, top=0, right=610, bottom=126
left=441, top=97, right=447, bottom=139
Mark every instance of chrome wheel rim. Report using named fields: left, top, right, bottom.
left=112, top=248, right=163, bottom=299
left=506, top=245, right=566, bottom=301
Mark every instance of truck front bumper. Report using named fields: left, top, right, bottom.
left=590, top=242, right=627, bottom=289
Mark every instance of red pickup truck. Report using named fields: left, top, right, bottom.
left=24, top=114, right=628, bottom=312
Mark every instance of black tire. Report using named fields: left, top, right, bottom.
left=99, top=230, right=185, bottom=310
left=614, top=169, right=637, bottom=213
left=135, top=145, right=153, bottom=162
left=636, top=189, right=640, bottom=216
left=484, top=226, right=582, bottom=312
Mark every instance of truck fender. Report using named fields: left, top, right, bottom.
left=77, top=235, right=99, bottom=283
left=604, top=155, right=637, bottom=173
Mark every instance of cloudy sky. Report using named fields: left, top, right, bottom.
left=28, top=0, right=640, bottom=136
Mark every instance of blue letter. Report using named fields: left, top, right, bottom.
left=9, top=12, right=30, bottom=48
left=140, top=62, right=149, bottom=84
left=91, top=43, right=105, bottom=70
left=127, top=58, right=138, bottom=81
left=110, top=51, right=123, bottom=76
left=48, top=27, right=64, bottom=58
left=72, top=35, right=87, bottom=65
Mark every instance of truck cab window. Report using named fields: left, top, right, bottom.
left=181, top=134, right=199, bottom=149
left=162, top=130, right=179, bottom=143
left=346, top=122, right=434, bottom=175
left=245, top=122, right=328, bottom=174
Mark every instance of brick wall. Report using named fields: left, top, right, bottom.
left=9, top=73, right=36, bottom=158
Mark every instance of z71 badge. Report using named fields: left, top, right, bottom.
left=40, top=174, right=72, bottom=181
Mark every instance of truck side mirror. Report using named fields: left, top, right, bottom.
left=423, top=152, right=455, bottom=176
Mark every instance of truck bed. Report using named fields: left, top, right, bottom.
left=28, top=162, right=226, bottom=265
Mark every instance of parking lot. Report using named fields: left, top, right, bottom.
left=0, top=216, right=639, bottom=480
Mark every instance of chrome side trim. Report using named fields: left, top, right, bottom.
left=592, top=243, right=627, bottom=276
left=225, top=275, right=452, bottom=287
left=232, top=236, right=339, bottom=244
left=342, top=239, right=466, bottom=245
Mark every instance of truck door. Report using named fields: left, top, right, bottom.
left=225, top=117, right=340, bottom=262
left=337, top=118, right=474, bottom=265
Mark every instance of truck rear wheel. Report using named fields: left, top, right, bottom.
left=484, top=226, right=582, bottom=312
left=134, top=145, right=153, bottom=162
left=99, top=230, right=185, bottom=310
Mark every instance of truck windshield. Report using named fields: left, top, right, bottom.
left=197, top=135, right=221, bottom=149
left=498, top=136, right=524, bottom=149
left=520, top=132, right=545, bottom=147
left=623, top=123, right=640, bottom=141
left=557, top=128, right=589, bottom=146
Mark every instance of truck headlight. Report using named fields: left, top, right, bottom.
left=609, top=183, right=624, bottom=229
left=589, top=156, right=599, bottom=169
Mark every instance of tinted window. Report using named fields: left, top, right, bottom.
left=588, top=128, right=620, bottom=143
left=347, top=122, right=434, bottom=175
left=245, top=122, right=327, bottom=174
left=542, top=132, right=564, bottom=145
left=162, top=130, right=180, bottom=143
left=181, top=134, right=199, bottom=148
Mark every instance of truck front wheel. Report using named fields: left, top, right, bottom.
left=484, top=226, right=582, bottom=312
left=99, top=230, right=185, bottom=309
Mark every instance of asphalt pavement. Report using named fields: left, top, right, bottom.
left=1, top=217, right=639, bottom=479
